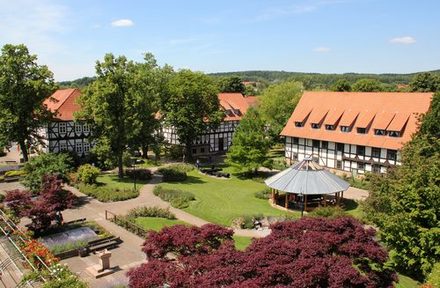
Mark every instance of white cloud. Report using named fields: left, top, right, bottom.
left=313, top=47, right=331, bottom=53
left=111, top=19, right=134, bottom=27
left=389, top=36, right=416, bottom=45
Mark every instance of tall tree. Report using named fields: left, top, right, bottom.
left=331, top=79, right=352, bottom=91
left=409, top=72, right=440, bottom=92
left=78, top=53, right=161, bottom=178
left=362, top=92, right=440, bottom=280
left=226, top=107, right=271, bottom=174
left=218, top=76, right=245, bottom=93
left=161, top=70, right=222, bottom=161
left=259, top=80, right=303, bottom=140
left=0, top=44, right=55, bottom=161
left=352, top=78, right=383, bottom=92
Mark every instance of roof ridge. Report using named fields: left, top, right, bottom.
left=55, top=88, right=79, bottom=112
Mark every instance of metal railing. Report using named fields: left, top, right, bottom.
left=105, top=210, right=148, bottom=238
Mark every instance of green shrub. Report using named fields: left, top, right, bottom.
left=22, top=153, right=73, bottom=193
left=0, top=148, right=5, bottom=157
left=126, top=206, right=176, bottom=219
left=426, top=262, right=440, bottom=288
left=4, top=170, right=27, bottom=177
left=165, top=144, right=184, bottom=160
left=77, top=164, right=100, bottom=185
left=158, top=167, right=187, bottom=182
left=0, top=194, right=5, bottom=202
left=0, top=176, right=4, bottom=182
left=239, top=214, right=264, bottom=229
left=77, top=183, right=139, bottom=202
left=309, top=206, right=346, bottom=218
left=153, top=186, right=195, bottom=208
left=125, top=168, right=152, bottom=181
left=254, top=187, right=271, bottom=199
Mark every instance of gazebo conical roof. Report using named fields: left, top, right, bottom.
left=265, top=156, right=350, bottom=195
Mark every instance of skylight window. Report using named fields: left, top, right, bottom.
left=340, top=126, right=351, bottom=132
left=325, top=124, right=335, bottom=130
left=295, top=121, right=303, bottom=127
left=311, top=123, right=320, bottom=129
left=374, top=129, right=386, bottom=136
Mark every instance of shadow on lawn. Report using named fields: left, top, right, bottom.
left=181, top=175, right=206, bottom=184
left=342, top=198, right=359, bottom=212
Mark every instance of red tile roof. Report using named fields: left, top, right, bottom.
left=44, top=88, right=81, bottom=121
left=281, top=91, right=433, bottom=150
left=218, top=93, right=258, bottom=121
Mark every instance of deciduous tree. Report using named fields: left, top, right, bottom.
left=0, top=44, right=55, bottom=161
left=226, top=107, right=271, bottom=174
left=363, top=92, right=440, bottom=280
left=78, top=53, right=162, bottom=177
left=259, top=80, right=303, bottom=140
left=218, top=76, right=246, bottom=93
left=128, top=218, right=396, bottom=288
left=331, top=79, right=352, bottom=91
left=409, top=72, right=440, bottom=92
left=161, top=70, right=223, bottom=161
left=352, top=78, right=383, bottom=92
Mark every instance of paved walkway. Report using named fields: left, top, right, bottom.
left=60, top=174, right=272, bottom=287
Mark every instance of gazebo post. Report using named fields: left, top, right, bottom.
left=304, top=194, right=308, bottom=212
left=336, top=192, right=340, bottom=206
left=271, top=189, right=275, bottom=203
left=341, top=191, right=344, bottom=204
left=323, top=194, right=327, bottom=207
left=285, top=193, right=289, bottom=209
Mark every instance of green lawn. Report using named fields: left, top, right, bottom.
left=396, top=273, right=420, bottom=288
left=159, top=170, right=300, bottom=226
left=135, top=217, right=187, bottom=231
left=233, top=236, right=253, bottom=251
left=97, top=174, right=150, bottom=189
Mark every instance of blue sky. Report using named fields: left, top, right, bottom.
left=1, top=0, right=439, bottom=81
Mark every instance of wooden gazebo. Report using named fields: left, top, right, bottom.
left=265, top=156, right=350, bottom=215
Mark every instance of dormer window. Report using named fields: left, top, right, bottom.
left=295, top=121, right=304, bottom=127
left=357, top=127, right=367, bottom=134
left=233, top=109, right=242, bottom=116
left=388, top=131, right=400, bottom=137
left=325, top=124, right=335, bottom=130
left=375, top=129, right=386, bottom=136
left=225, top=109, right=234, bottom=116
left=340, top=126, right=351, bottom=132
left=311, top=123, right=320, bottom=129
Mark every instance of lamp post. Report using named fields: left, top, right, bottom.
left=131, top=157, right=137, bottom=191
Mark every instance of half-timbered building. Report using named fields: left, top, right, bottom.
left=162, top=93, right=257, bottom=156
left=281, top=91, right=432, bottom=174
left=39, top=88, right=92, bottom=156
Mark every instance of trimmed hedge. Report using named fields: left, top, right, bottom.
left=126, top=206, right=176, bottom=219
left=77, top=183, right=139, bottom=202
left=153, top=186, right=195, bottom=208
left=158, top=164, right=194, bottom=182
left=125, top=168, right=152, bottom=181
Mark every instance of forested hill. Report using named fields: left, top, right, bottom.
left=209, top=70, right=440, bottom=90
left=58, top=70, right=440, bottom=90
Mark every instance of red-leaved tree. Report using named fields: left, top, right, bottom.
left=128, top=218, right=397, bottom=288
left=5, top=174, right=75, bottom=233
left=4, top=189, right=32, bottom=217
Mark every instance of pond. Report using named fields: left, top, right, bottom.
left=40, top=227, right=98, bottom=248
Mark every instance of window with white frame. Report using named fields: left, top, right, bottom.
left=59, top=122, right=66, bottom=133
left=60, top=142, right=67, bottom=151
left=83, top=124, right=90, bottom=133
left=83, top=142, right=90, bottom=153
left=75, top=123, right=82, bottom=134
left=76, top=142, right=83, bottom=153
